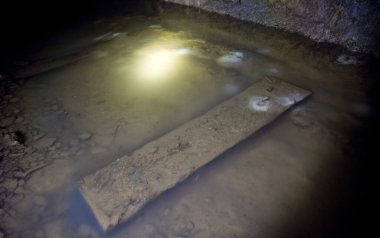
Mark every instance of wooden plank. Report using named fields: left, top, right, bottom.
left=78, top=78, right=311, bottom=231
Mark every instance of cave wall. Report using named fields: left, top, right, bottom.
left=164, top=0, right=380, bottom=56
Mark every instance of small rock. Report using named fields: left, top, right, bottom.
left=0, top=116, right=16, bottom=128
left=79, top=133, right=92, bottom=141
left=77, top=224, right=99, bottom=238
left=36, top=137, right=57, bottom=148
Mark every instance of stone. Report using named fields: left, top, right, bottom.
left=79, top=133, right=92, bottom=141
left=79, top=79, right=311, bottom=231
left=0, top=116, right=16, bottom=128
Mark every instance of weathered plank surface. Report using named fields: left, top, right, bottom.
left=78, top=78, right=311, bottom=231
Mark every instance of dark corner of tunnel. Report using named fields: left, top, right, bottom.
left=0, top=0, right=163, bottom=65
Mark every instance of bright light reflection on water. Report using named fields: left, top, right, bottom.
left=133, top=46, right=192, bottom=84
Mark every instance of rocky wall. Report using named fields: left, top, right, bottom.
left=164, top=0, right=380, bottom=56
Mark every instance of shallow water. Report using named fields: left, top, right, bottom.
left=0, top=5, right=377, bottom=238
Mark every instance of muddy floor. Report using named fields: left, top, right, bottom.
left=0, top=5, right=378, bottom=238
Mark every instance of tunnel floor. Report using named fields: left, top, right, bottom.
left=0, top=5, right=376, bottom=238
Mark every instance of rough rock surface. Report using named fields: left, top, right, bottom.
left=164, top=0, right=380, bottom=56
left=79, top=78, right=311, bottom=231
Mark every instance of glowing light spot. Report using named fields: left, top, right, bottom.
left=134, top=47, right=191, bottom=83
left=137, top=50, right=178, bottom=80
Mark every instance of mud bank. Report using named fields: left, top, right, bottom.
left=164, top=0, right=380, bottom=56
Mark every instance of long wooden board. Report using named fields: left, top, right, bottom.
left=78, top=78, right=311, bottom=231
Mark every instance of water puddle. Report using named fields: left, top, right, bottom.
left=0, top=5, right=376, bottom=238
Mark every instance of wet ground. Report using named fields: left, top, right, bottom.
left=0, top=4, right=378, bottom=238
